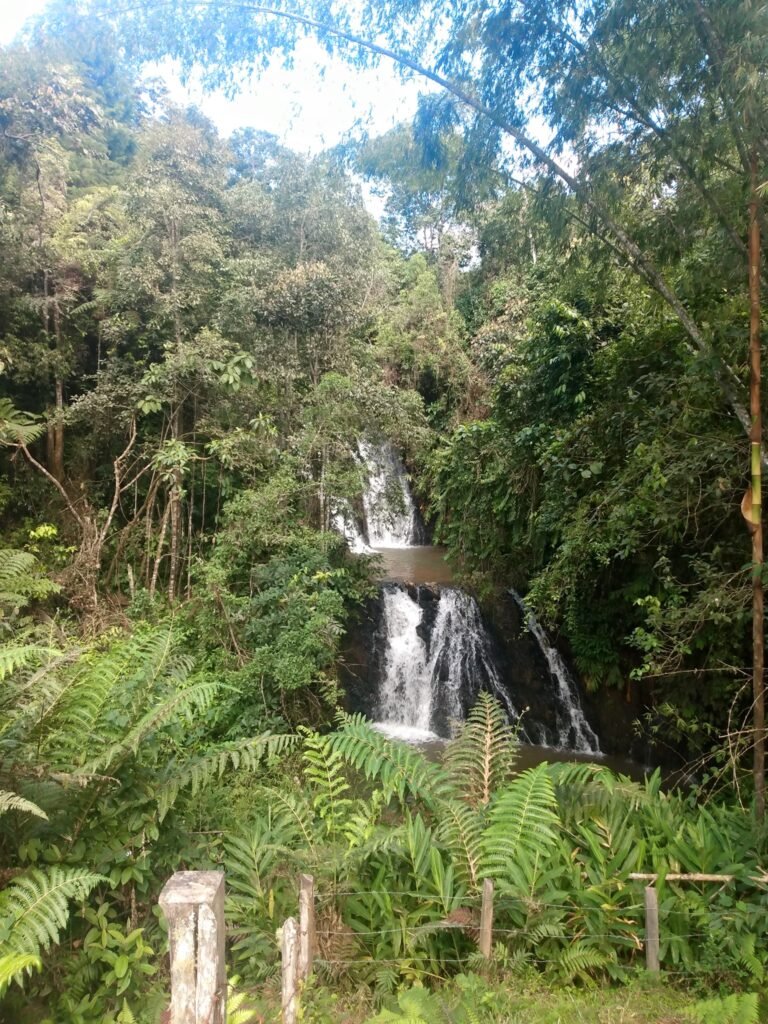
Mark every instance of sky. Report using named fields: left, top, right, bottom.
left=0, top=0, right=431, bottom=154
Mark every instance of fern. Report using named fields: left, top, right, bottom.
left=0, top=951, right=41, bottom=994
left=0, top=867, right=104, bottom=955
left=688, top=993, right=760, bottom=1024
left=444, top=692, right=518, bottom=806
left=327, top=716, right=453, bottom=808
left=435, top=801, right=484, bottom=890
left=303, top=732, right=353, bottom=839
left=480, top=764, right=559, bottom=895
left=0, top=643, right=59, bottom=682
left=92, top=676, right=221, bottom=771
left=156, top=733, right=298, bottom=820
left=0, top=399, right=45, bottom=447
left=0, top=790, right=47, bottom=820
left=550, top=941, right=611, bottom=984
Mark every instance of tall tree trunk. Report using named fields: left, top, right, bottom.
left=749, top=152, right=765, bottom=821
left=168, top=406, right=182, bottom=604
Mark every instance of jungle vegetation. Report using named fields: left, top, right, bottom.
left=1, top=1, right=768, bottom=1020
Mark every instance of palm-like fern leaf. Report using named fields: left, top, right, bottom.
left=0, top=951, right=41, bottom=993
left=435, top=801, right=484, bottom=890
left=0, top=867, right=104, bottom=954
left=156, top=733, right=298, bottom=820
left=0, top=643, right=60, bottom=683
left=0, top=790, right=47, bottom=820
left=91, top=677, right=220, bottom=771
left=444, top=692, right=518, bottom=806
left=0, top=400, right=45, bottom=447
left=326, top=717, right=453, bottom=808
left=303, top=732, right=353, bottom=838
left=481, top=764, right=559, bottom=895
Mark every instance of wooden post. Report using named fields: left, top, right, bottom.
left=644, top=885, right=660, bottom=973
left=282, top=917, right=300, bottom=1024
left=159, top=871, right=226, bottom=1024
left=298, top=873, right=316, bottom=981
left=478, top=878, right=494, bottom=958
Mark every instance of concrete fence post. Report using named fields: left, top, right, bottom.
left=644, top=884, right=660, bottom=973
left=159, top=871, right=226, bottom=1024
left=282, top=916, right=300, bottom=1024
left=479, top=878, right=494, bottom=958
left=298, top=873, right=316, bottom=981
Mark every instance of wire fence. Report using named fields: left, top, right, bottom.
left=157, top=870, right=766, bottom=1024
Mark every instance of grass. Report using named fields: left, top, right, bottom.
left=237, top=972, right=752, bottom=1024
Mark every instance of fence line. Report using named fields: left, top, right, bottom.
left=158, top=869, right=766, bottom=1024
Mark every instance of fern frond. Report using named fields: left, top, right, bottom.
left=0, top=400, right=45, bottom=447
left=444, top=692, right=517, bottom=806
left=435, top=801, right=484, bottom=890
left=92, top=677, right=220, bottom=771
left=0, top=791, right=47, bottom=820
left=156, top=733, right=298, bottom=820
left=226, top=977, right=259, bottom=1024
left=481, top=764, right=559, bottom=895
left=688, top=993, right=759, bottom=1024
left=50, top=629, right=180, bottom=755
left=0, top=867, right=104, bottom=955
left=0, top=644, right=59, bottom=682
left=0, top=951, right=41, bottom=993
left=303, top=732, right=353, bottom=838
left=551, top=942, right=610, bottom=984
left=326, top=717, right=453, bottom=808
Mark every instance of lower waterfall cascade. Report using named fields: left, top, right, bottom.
left=375, top=585, right=521, bottom=741
left=337, top=439, right=601, bottom=752
left=509, top=590, right=601, bottom=753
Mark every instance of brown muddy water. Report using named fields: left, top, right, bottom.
left=376, top=545, right=455, bottom=586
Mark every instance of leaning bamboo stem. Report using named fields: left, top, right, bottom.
left=749, top=150, right=765, bottom=821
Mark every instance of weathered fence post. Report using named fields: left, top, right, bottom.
left=159, top=870, right=226, bottom=1024
left=478, top=878, right=494, bottom=958
left=298, top=873, right=316, bottom=981
left=644, top=885, right=660, bottom=973
left=282, top=916, right=300, bottom=1024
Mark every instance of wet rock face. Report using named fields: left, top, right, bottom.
left=340, top=583, right=601, bottom=748
left=483, top=594, right=649, bottom=760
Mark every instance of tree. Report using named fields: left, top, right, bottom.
left=39, top=0, right=767, bottom=815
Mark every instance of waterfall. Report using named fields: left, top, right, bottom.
left=330, top=500, right=373, bottom=555
left=509, top=590, right=601, bottom=753
left=374, top=584, right=522, bottom=741
left=337, top=439, right=601, bottom=754
left=357, top=440, right=424, bottom=547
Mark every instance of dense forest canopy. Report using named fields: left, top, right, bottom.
left=1, top=1, right=768, bottom=1021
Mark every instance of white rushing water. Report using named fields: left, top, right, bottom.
left=330, top=500, right=374, bottom=554
left=334, top=438, right=601, bottom=752
left=358, top=440, right=423, bottom=547
left=374, top=585, right=521, bottom=739
left=509, top=590, right=601, bottom=753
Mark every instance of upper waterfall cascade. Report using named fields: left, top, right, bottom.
left=340, top=440, right=600, bottom=752
left=358, top=440, right=425, bottom=547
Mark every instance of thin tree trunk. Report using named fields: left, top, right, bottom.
left=51, top=299, right=65, bottom=483
left=150, top=499, right=171, bottom=600
left=749, top=152, right=765, bottom=821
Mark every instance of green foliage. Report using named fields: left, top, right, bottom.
left=0, top=867, right=104, bottom=957
left=0, top=548, right=60, bottom=628
left=688, top=993, right=760, bottom=1024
